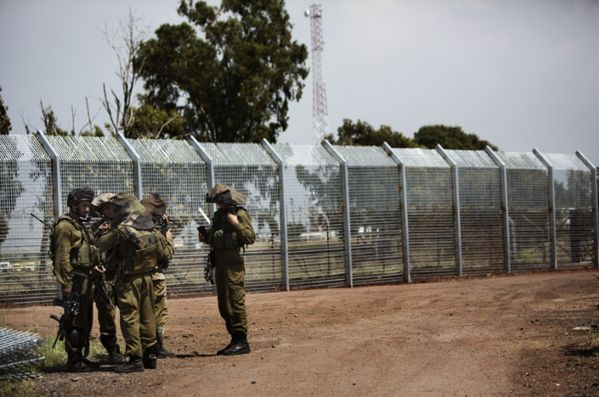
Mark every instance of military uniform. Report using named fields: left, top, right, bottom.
left=96, top=193, right=173, bottom=372
left=204, top=185, right=255, bottom=355
left=52, top=188, right=99, bottom=372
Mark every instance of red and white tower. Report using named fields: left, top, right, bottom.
left=305, top=4, right=328, bottom=146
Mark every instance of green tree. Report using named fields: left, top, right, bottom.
left=137, top=0, right=308, bottom=142
left=127, top=102, right=186, bottom=138
left=327, top=118, right=418, bottom=147
left=0, top=86, right=11, bottom=135
left=414, top=125, right=498, bottom=150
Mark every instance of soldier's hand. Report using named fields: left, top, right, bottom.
left=226, top=212, right=239, bottom=226
left=198, top=233, right=206, bottom=242
left=93, top=265, right=105, bottom=274
left=166, top=228, right=173, bottom=242
left=98, top=222, right=110, bottom=232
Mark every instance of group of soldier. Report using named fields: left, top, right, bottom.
left=52, top=184, right=255, bottom=373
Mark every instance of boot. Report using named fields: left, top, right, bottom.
left=66, top=352, right=100, bottom=372
left=222, top=332, right=251, bottom=356
left=100, top=335, right=126, bottom=365
left=114, top=357, right=144, bottom=373
left=155, top=327, right=176, bottom=358
left=143, top=349, right=158, bottom=369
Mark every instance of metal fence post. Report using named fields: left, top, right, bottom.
left=323, top=141, right=353, bottom=288
left=436, top=145, right=463, bottom=276
left=533, top=149, right=557, bottom=270
left=35, top=131, right=62, bottom=218
left=188, top=137, right=216, bottom=218
left=261, top=139, right=290, bottom=291
left=485, top=146, right=511, bottom=273
left=382, top=142, right=411, bottom=283
left=34, top=130, right=63, bottom=300
left=575, top=151, right=599, bottom=267
left=117, top=133, right=143, bottom=199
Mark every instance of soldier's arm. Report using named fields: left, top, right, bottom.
left=234, top=210, right=256, bottom=245
left=53, top=221, right=76, bottom=291
left=95, top=227, right=124, bottom=253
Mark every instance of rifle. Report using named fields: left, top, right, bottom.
left=91, top=267, right=115, bottom=313
left=49, top=276, right=82, bottom=349
left=197, top=207, right=214, bottom=284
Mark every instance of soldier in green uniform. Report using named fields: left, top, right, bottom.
left=52, top=187, right=100, bottom=372
left=141, top=193, right=175, bottom=358
left=95, top=193, right=174, bottom=373
left=90, top=193, right=126, bottom=365
left=199, top=185, right=255, bottom=356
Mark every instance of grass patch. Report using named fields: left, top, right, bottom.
left=589, top=329, right=599, bottom=357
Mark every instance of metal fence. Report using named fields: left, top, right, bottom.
left=0, top=133, right=597, bottom=304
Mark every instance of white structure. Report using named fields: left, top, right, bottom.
left=305, top=4, right=328, bottom=146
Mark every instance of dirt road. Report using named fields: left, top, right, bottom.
left=2, top=270, right=598, bottom=396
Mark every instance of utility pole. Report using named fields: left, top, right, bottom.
left=305, top=4, right=328, bottom=146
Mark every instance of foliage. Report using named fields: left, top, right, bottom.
left=0, top=138, right=24, bottom=246
left=137, top=0, right=309, bottom=142
left=127, top=102, right=187, bottom=138
left=327, top=119, right=419, bottom=148
left=414, top=125, right=498, bottom=150
left=0, top=86, right=11, bottom=135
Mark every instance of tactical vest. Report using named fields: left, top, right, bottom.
left=50, top=214, right=94, bottom=268
left=118, top=226, right=163, bottom=276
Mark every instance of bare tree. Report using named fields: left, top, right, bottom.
left=100, top=8, right=149, bottom=137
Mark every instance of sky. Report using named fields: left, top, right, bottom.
left=1, top=0, right=598, bottom=165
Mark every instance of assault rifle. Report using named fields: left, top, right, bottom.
left=197, top=207, right=214, bottom=284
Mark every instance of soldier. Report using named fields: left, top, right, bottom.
left=141, top=193, right=176, bottom=358
left=95, top=193, right=173, bottom=373
left=52, top=187, right=100, bottom=372
left=90, top=193, right=126, bottom=365
left=198, top=185, right=255, bottom=355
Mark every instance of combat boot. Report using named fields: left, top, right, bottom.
left=222, top=332, right=251, bottom=356
left=66, top=353, right=100, bottom=372
left=114, top=357, right=144, bottom=373
left=100, top=335, right=126, bottom=365
left=155, top=327, right=176, bottom=358
left=143, top=349, right=158, bottom=369
left=216, top=335, right=234, bottom=355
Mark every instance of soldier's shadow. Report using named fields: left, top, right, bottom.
left=174, top=351, right=216, bottom=358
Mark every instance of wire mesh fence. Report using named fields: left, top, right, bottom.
left=0, top=134, right=597, bottom=305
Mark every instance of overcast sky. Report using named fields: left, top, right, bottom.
left=1, top=0, right=598, bottom=165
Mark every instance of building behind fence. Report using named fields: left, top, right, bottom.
left=0, top=133, right=597, bottom=305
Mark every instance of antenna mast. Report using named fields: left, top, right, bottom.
left=305, top=4, right=328, bottom=146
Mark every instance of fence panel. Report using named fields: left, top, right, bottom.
left=497, top=152, right=550, bottom=271
left=393, top=148, right=456, bottom=278
left=202, top=143, right=283, bottom=292
left=334, top=145, right=403, bottom=285
left=543, top=153, right=595, bottom=268
left=273, top=143, right=345, bottom=289
left=128, top=138, right=208, bottom=296
left=445, top=150, right=504, bottom=274
left=0, top=135, right=54, bottom=304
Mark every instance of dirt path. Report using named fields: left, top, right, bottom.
left=2, top=270, right=598, bottom=396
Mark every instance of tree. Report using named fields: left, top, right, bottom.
left=101, top=9, right=150, bottom=137
left=137, top=0, right=309, bottom=142
left=39, top=101, right=69, bottom=136
left=414, top=125, right=498, bottom=150
left=327, top=119, right=419, bottom=147
left=0, top=86, right=11, bottom=135
left=127, top=102, right=186, bottom=138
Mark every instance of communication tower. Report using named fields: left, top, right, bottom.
left=305, top=4, right=328, bottom=146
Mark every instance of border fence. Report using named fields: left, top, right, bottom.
left=0, top=133, right=597, bottom=305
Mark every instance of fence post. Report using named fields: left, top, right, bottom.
left=436, top=145, right=463, bottom=276
left=35, top=131, right=62, bottom=218
left=188, top=137, right=216, bottom=218
left=485, top=146, right=511, bottom=273
left=323, top=141, right=353, bottom=288
left=261, top=139, right=290, bottom=291
left=533, top=149, right=557, bottom=270
left=34, top=130, right=63, bottom=300
left=575, top=151, right=599, bottom=268
left=382, top=142, right=411, bottom=283
left=117, top=133, right=143, bottom=199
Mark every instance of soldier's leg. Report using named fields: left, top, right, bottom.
left=152, top=273, right=174, bottom=357
left=215, top=264, right=233, bottom=335
left=139, top=274, right=158, bottom=368
left=218, top=265, right=250, bottom=356
left=94, top=280, right=126, bottom=364
left=66, top=277, right=99, bottom=371
left=115, top=279, right=143, bottom=361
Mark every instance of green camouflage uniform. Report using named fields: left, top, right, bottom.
left=208, top=207, right=255, bottom=336
left=53, top=213, right=96, bottom=364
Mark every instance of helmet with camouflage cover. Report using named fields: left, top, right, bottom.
left=110, top=192, right=155, bottom=231
left=205, top=184, right=246, bottom=206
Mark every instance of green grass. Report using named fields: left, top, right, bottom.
left=589, top=330, right=599, bottom=357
